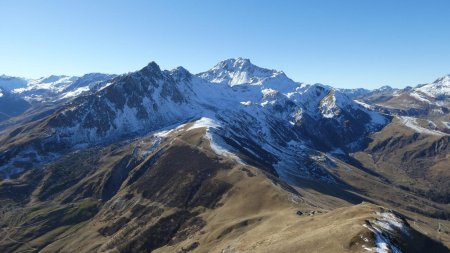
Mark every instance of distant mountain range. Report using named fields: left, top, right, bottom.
left=0, top=73, right=116, bottom=103
left=0, top=59, right=449, bottom=253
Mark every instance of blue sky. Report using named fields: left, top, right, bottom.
left=1, top=0, right=449, bottom=89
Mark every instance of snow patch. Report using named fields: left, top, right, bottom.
left=354, top=100, right=374, bottom=109
left=362, top=211, right=407, bottom=253
left=187, top=117, right=220, bottom=131
left=60, top=86, right=90, bottom=99
left=443, top=121, right=450, bottom=129
left=205, top=132, right=239, bottom=160
left=320, top=92, right=338, bottom=118
left=189, top=118, right=243, bottom=163
left=399, top=116, right=449, bottom=136
left=410, top=91, right=431, bottom=103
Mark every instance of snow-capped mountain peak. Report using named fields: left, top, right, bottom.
left=433, top=74, right=450, bottom=84
left=197, top=57, right=292, bottom=86
left=415, top=74, right=450, bottom=98
left=215, top=57, right=253, bottom=71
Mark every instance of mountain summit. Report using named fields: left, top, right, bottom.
left=197, top=58, right=298, bottom=90
left=415, top=74, right=450, bottom=98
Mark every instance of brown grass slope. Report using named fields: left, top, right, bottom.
left=0, top=122, right=448, bottom=252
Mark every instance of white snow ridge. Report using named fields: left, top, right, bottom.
left=362, top=211, right=408, bottom=253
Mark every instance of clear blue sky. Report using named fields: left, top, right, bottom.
left=1, top=0, right=450, bottom=89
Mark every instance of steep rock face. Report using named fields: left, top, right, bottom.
left=291, top=86, right=388, bottom=151
left=48, top=63, right=197, bottom=144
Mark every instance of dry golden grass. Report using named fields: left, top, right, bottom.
left=2, top=121, right=449, bottom=253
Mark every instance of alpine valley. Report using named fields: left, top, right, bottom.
left=0, top=58, right=449, bottom=253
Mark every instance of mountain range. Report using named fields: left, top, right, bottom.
left=0, top=58, right=449, bottom=253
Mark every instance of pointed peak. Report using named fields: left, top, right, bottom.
left=141, top=61, right=161, bottom=72
left=198, top=57, right=292, bottom=86
left=139, top=61, right=162, bottom=77
left=213, top=57, right=288, bottom=77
